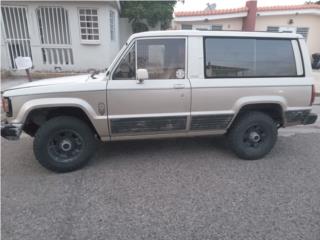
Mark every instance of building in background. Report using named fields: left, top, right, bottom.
left=0, top=0, right=159, bottom=73
left=173, top=1, right=320, bottom=56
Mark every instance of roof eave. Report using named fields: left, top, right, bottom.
left=174, top=12, right=247, bottom=22
left=257, top=9, right=320, bottom=16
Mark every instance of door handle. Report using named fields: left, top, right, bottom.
left=173, top=84, right=185, bottom=89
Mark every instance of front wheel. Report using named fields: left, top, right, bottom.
left=227, top=112, right=278, bottom=160
left=33, top=116, right=97, bottom=172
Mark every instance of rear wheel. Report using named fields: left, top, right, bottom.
left=228, top=111, right=278, bottom=160
left=33, top=116, right=96, bottom=172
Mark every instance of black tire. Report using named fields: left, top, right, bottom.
left=33, top=116, right=96, bottom=172
left=227, top=111, right=277, bottom=160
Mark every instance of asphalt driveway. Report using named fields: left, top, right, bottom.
left=1, top=106, right=320, bottom=240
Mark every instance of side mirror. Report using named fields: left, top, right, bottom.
left=136, top=68, right=148, bottom=84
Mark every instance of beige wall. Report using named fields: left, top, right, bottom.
left=255, top=15, right=320, bottom=55
left=174, top=18, right=243, bottom=31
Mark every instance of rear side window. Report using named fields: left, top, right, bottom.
left=204, top=37, right=300, bottom=78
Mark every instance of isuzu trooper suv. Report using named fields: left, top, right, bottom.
left=1, top=30, right=318, bottom=172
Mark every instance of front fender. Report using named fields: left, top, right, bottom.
left=11, top=98, right=109, bottom=140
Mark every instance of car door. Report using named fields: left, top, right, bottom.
left=107, top=37, right=191, bottom=139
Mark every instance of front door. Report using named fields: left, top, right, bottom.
left=107, top=37, right=191, bottom=138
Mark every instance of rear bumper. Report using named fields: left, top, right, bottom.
left=302, top=113, right=318, bottom=125
left=1, top=122, right=23, bottom=140
left=285, top=110, right=318, bottom=126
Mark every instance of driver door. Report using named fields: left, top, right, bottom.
left=107, top=37, right=191, bottom=139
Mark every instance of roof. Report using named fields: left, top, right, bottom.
left=175, top=4, right=320, bottom=17
left=127, top=30, right=303, bottom=42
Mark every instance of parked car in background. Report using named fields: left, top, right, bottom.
left=1, top=30, right=318, bottom=172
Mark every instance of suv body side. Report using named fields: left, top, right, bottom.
left=2, top=31, right=315, bottom=142
left=105, top=34, right=313, bottom=141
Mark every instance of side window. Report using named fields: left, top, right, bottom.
left=204, top=37, right=298, bottom=78
left=113, top=44, right=136, bottom=80
left=255, top=39, right=297, bottom=76
left=137, top=38, right=185, bottom=79
left=205, top=38, right=255, bottom=77
left=79, top=9, right=99, bottom=42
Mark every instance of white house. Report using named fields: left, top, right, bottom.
left=173, top=1, right=320, bottom=57
left=0, top=0, right=158, bottom=73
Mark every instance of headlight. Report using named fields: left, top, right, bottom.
left=2, top=97, right=12, bottom=117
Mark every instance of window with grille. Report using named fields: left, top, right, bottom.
left=296, top=27, right=309, bottom=40
left=110, top=10, right=115, bottom=41
left=36, top=7, right=73, bottom=65
left=267, top=26, right=279, bottom=32
left=79, top=8, right=99, bottom=42
left=211, top=25, right=223, bottom=31
left=181, top=24, right=192, bottom=30
left=1, top=6, right=33, bottom=69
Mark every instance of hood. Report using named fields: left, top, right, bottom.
left=2, top=73, right=107, bottom=97
left=6, top=74, right=91, bottom=91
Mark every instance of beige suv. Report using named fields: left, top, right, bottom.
left=1, top=30, right=318, bottom=172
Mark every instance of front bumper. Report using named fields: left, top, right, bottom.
left=302, top=113, right=318, bottom=125
left=1, top=122, right=23, bottom=140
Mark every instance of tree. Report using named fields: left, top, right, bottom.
left=121, top=1, right=177, bottom=33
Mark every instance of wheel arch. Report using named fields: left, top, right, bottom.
left=229, top=97, right=287, bottom=129
left=17, top=98, right=102, bottom=138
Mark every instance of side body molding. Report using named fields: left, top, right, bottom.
left=13, top=98, right=109, bottom=140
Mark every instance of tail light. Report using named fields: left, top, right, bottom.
left=310, top=85, right=316, bottom=106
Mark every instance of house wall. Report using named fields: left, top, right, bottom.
left=1, top=1, right=126, bottom=72
left=119, top=19, right=161, bottom=47
left=119, top=18, right=133, bottom=47
left=1, top=24, right=10, bottom=71
left=174, top=18, right=243, bottom=31
left=255, top=14, right=320, bottom=55
left=174, top=13, right=319, bottom=57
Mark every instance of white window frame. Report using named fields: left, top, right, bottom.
left=296, top=27, right=309, bottom=41
left=78, top=8, right=100, bottom=44
left=292, top=40, right=304, bottom=76
left=211, top=25, right=223, bottom=31
left=109, top=10, right=116, bottom=41
left=181, top=24, right=192, bottom=30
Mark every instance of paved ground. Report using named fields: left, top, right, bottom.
left=2, top=106, right=320, bottom=240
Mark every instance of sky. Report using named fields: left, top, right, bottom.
left=174, top=0, right=315, bottom=11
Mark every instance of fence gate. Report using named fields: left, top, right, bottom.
left=1, top=6, right=32, bottom=69
left=36, top=7, right=74, bottom=66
